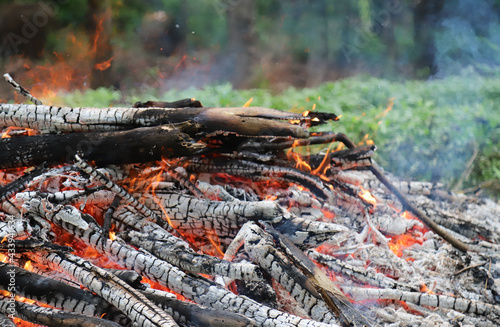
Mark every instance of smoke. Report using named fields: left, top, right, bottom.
left=434, top=0, right=500, bottom=77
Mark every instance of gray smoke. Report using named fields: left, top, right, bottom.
left=434, top=0, right=500, bottom=77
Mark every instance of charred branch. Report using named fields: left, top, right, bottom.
left=0, top=297, right=122, bottom=327
left=0, top=262, right=125, bottom=321
left=122, top=229, right=263, bottom=281
left=33, top=251, right=179, bottom=327
left=0, top=165, right=47, bottom=202
left=21, top=197, right=333, bottom=326
left=133, top=98, right=203, bottom=108
left=0, top=123, right=203, bottom=168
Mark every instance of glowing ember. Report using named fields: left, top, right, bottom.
left=401, top=210, right=418, bottom=220
left=388, top=234, right=422, bottom=257
left=311, top=142, right=333, bottom=177
left=1, top=127, right=39, bottom=139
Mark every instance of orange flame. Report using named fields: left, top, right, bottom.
left=243, top=97, right=253, bottom=107
left=286, top=141, right=311, bottom=172
left=311, top=142, right=334, bottom=177
left=358, top=186, right=377, bottom=206
left=94, top=56, right=115, bottom=71
left=420, top=282, right=435, bottom=294
left=1, top=127, right=39, bottom=139
left=358, top=134, right=375, bottom=146
left=91, top=17, right=104, bottom=55
left=374, top=97, right=394, bottom=119
left=388, top=234, right=422, bottom=257
left=23, top=260, right=33, bottom=271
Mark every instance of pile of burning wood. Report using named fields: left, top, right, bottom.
left=0, top=75, right=498, bottom=327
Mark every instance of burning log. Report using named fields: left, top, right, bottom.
left=0, top=298, right=122, bottom=327
left=0, top=312, right=15, bottom=327
left=307, top=250, right=420, bottom=292
left=0, top=262, right=124, bottom=321
left=0, top=104, right=335, bottom=136
left=226, top=221, right=373, bottom=326
left=1, top=85, right=499, bottom=327
left=35, top=251, right=180, bottom=327
left=342, top=286, right=500, bottom=318
left=20, top=196, right=335, bottom=326
left=0, top=217, right=31, bottom=240
left=121, top=230, right=264, bottom=281
left=186, top=158, right=337, bottom=201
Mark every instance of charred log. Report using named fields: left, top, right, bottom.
left=0, top=298, right=122, bottom=327
left=0, top=262, right=125, bottom=321
left=0, top=123, right=203, bottom=168
left=0, top=104, right=334, bottom=137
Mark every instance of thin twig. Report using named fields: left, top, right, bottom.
left=3, top=73, right=42, bottom=105
left=453, top=261, right=487, bottom=275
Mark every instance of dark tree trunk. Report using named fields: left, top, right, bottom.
left=225, top=0, right=257, bottom=88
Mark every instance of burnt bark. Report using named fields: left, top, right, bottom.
left=0, top=123, right=202, bottom=168
left=0, top=299, right=122, bottom=327
left=0, top=262, right=121, bottom=320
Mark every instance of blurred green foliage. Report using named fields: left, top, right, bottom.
left=7, top=0, right=498, bottom=81
left=56, top=75, right=500, bottom=198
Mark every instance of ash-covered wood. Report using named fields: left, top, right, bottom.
left=1, top=96, right=499, bottom=327
left=20, top=195, right=335, bottom=326
left=35, top=251, right=179, bottom=327
left=0, top=104, right=334, bottom=137
left=0, top=262, right=124, bottom=321
left=0, top=297, right=122, bottom=327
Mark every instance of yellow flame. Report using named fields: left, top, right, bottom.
left=243, top=97, right=253, bottom=107
left=374, top=97, right=394, bottom=119
left=420, top=282, right=435, bottom=294
left=359, top=186, right=377, bottom=206
left=24, top=260, right=33, bottom=271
